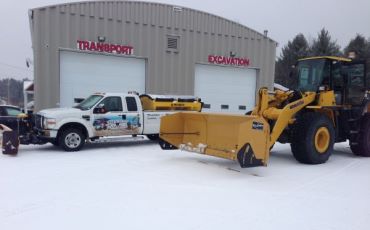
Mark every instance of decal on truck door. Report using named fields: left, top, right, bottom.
left=93, top=114, right=141, bottom=136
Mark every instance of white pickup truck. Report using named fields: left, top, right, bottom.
left=34, top=92, right=202, bottom=151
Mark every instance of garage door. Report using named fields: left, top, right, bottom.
left=60, top=51, right=146, bottom=107
left=194, top=64, right=257, bottom=114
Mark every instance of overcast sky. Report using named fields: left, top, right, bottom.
left=0, top=0, right=369, bottom=80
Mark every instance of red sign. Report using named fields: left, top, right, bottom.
left=208, top=55, right=250, bottom=67
left=77, top=40, right=134, bottom=55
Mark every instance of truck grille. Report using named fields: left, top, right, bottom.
left=35, top=114, right=44, bottom=129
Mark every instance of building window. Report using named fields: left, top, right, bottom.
left=167, top=35, right=179, bottom=51
left=221, top=105, right=229, bottom=110
left=239, top=105, right=247, bottom=110
left=203, top=104, right=211, bottom=109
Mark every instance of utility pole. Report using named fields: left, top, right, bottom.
left=7, top=79, right=10, bottom=105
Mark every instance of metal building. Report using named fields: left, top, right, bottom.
left=29, top=1, right=277, bottom=113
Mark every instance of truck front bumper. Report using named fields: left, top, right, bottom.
left=35, top=129, right=58, bottom=139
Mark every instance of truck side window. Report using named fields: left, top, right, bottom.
left=99, top=97, right=123, bottom=112
left=5, top=107, right=22, bottom=116
left=126, top=97, right=138, bottom=112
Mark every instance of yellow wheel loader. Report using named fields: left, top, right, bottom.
left=159, top=56, right=370, bottom=167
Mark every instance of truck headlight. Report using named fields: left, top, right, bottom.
left=43, top=118, right=56, bottom=129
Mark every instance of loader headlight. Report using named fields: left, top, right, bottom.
left=43, top=118, right=56, bottom=129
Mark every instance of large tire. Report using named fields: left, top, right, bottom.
left=350, top=116, right=370, bottom=157
left=58, top=128, right=85, bottom=152
left=290, top=113, right=335, bottom=164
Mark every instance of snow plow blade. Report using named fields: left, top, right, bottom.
left=159, top=112, right=270, bottom=168
left=0, top=124, right=19, bottom=155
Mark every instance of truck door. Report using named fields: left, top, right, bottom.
left=123, top=96, right=142, bottom=135
left=92, top=96, right=127, bottom=137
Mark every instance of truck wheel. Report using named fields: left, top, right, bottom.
left=291, top=113, right=335, bottom=164
left=147, top=134, right=159, bottom=141
left=350, top=116, right=370, bottom=157
left=59, top=128, right=85, bottom=152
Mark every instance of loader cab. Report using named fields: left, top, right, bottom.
left=295, top=58, right=331, bottom=92
left=295, top=56, right=367, bottom=105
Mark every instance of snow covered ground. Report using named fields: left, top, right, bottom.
left=1, top=140, right=370, bottom=230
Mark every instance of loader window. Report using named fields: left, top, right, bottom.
left=345, top=63, right=365, bottom=105
left=296, top=59, right=328, bottom=92
left=347, top=64, right=364, bottom=87
left=366, top=60, right=370, bottom=89
left=332, top=63, right=344, bottom=90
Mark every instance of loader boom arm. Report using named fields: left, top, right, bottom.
left=257, top=89, right=316, bottom=148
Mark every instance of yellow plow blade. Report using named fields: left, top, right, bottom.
left=159, top=112, right=271, bottom=168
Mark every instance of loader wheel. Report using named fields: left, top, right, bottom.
left=290, top=113, right=335, bottom=164
left=350, top=116, right=370, bottom=157
left=59, top=128, right=85, bottom=152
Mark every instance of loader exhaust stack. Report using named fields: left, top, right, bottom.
left=159, top=112, right=270, bottom=167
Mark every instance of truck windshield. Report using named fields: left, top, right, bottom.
left=74, top=95, right=103, bottom=110
left=296, top=59, right=329, bottom=92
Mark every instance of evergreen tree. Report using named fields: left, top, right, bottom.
left=310, top=28, right=341, bottom=56
left=275, top=34, right=309, bottom=88
left=0, top=78, right=25, bottom=106
left=344, top=34, right=370, bottom=60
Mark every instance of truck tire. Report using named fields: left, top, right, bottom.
left=350, top=116, right=370, bottom=157
left=58, top=128, right=85, bottom=152
left=290, top=113, right=335, bottom=164
left=146, top=134, right=159, bottom=141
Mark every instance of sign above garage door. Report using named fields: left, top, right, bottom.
left=77, top=40, right=134, bottom=55
left=60, top=51, right=145, bottom=107
left=208, top=55, right=251, bottom=67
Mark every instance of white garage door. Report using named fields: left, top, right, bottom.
left=60, top=51, right=146, bottom=107
left=194, top=64, right=257, bottom=114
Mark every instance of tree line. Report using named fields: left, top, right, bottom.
left=0, top=78, right=27, bottom=106
left=275, top=28, right=370, bottom=88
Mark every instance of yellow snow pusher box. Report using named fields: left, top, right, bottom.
left=140, top=94, right=202, bottom=111
left=159, top=112, right=271, bottom=167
